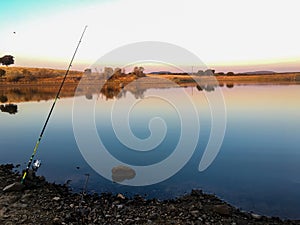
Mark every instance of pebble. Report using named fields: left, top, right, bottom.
left=117, top=193, right=125, bottom=200
left=251, top=213, right=262, bottom=220
left=52, top=197, right=60, bottom=201
left=0, top=164, right=298, bottom=225
left=3, top=182, right=24, bottom=192
left=213, top=204, right=231, bottom=216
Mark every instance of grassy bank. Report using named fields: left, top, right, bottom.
left=1, top=66, right=300, bottom=86
left=0, top=66, right=82, bottom=84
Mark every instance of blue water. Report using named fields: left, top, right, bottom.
left=0, top=84, right=299, bottom=219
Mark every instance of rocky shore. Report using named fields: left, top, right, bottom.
left=0, top=164, right=299, bottom=225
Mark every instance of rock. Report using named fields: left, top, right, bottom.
left=251, top=213, right=262, bottom=220
left=0, top=207, right=7, bottom=217
left=26, top=170, right=35, bottom=181
left=53, top=197, right=60, bottom=201
left=191, top=189, right=202, bottom=196
left=112, top=165, right=136, bottom=183
left=3, top=182, right=24, bottom=192
left=12, top=203, right=28, bottom=208
left=116, top=204, right=124, bottom=209
left=212, top=204, right=231, bottom=216
left=190, top=210, right=200, bottom=217
left=1, top=163, right=300, bottom=224
left=38, top=176, right=46, bottom=182
left=53, top=217, right=61, bottom=224
left=117, top=193, right=125, bottom=200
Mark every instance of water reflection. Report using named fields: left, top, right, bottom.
left=0, top=104, right=18, bottom=114
left=0, top=77, right=236, bottom=103
left=0, top=86, right=77, bottom=103
left=0, top=95, right=8, bottom=103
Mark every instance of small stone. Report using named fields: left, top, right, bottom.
left=117, top=193, right=125, bottom=200
left=53, top=217, right=61, bottom=224
left=38, top=176, right=46, bottom=182
left=53, top=197, right=60, bottom=201
left=251, top=213, right=262, bottom=220
left=190, top=210, right=199, bottom=217
left=3, top=182, right=24, bottom=192
left=116, top=204, right=123, bottom=209
left=212, top=204, right=231, bottom=216
left=16, top=203, right=28, bottom=208
left=149, top=213, right=159, bottom=220
left=21, top=193, right=33, bottom=201
left=191, top=189, right=202, bottom=196
left=0, top=207, right=7, bottom=217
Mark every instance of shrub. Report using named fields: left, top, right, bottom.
left=0, top=95, right=8, bottom=103
left=7, top=72, right=24, bottom=82
left=0, top=69, right=6, bottom=77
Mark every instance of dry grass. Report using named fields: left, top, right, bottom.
left=0, top=66, right=83, bottom=84
left=1, top=66, right=300, bottom=85
left=148, top=72, right=300, bottom=85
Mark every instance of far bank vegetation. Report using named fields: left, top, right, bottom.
left=0, top=67, right=82, bottom=84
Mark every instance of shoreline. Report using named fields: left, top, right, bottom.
left=1, top=66, right=300, bottom=86
left=1, top=164, right=299, bottom=224
left=1, top=73, right=300, bottom=104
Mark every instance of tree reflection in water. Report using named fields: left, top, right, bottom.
left=0, top=104, right=18, bottom=114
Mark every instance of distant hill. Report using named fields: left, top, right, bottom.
left=149, top=71, right=172, bottom=74
left=240, top=71, right=276, bottom=75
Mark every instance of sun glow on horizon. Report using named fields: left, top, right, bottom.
left=1, top=0, right=300, bottom=72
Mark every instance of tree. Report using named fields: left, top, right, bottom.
left=132, top=66, right=145, bottom=77
left=0, top=55, right=14, bottom=66
left=103, top=67, right=113, bottom=79
left=197, top=70, right=204, bottom=75
left=227, top=72, right=235, bottom=76
left=204, top=69, right=215, bottom=75
left=113, top=67, right=122, bottom=77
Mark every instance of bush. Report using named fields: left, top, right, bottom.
left=7, top=72, right=24, bottom=82
left=0, top=69, right=6, bottom=77
left=22, top=69, right=36, bottom=81
left=0, top=95, right=8, bottom=103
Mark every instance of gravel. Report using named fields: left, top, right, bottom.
left=1, top=164, right=299, bottom=225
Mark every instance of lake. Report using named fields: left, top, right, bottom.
left=0, top=83, right=299, bottom=219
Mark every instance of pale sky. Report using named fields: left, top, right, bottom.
left=1, top=0, right=300, bottom=72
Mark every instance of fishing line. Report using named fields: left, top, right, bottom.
left=21, top=25, right=88, bottom=184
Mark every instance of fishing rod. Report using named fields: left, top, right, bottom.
left=21, top=25, right=88, bottom=184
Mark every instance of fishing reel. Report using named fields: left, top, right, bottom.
left=32, top=159, right=42, bottom=172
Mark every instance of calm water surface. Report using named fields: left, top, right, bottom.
left=0, top=84, right=299, bottom=219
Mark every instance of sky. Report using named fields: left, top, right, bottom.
left=0, top=0, right=300, bottom=73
